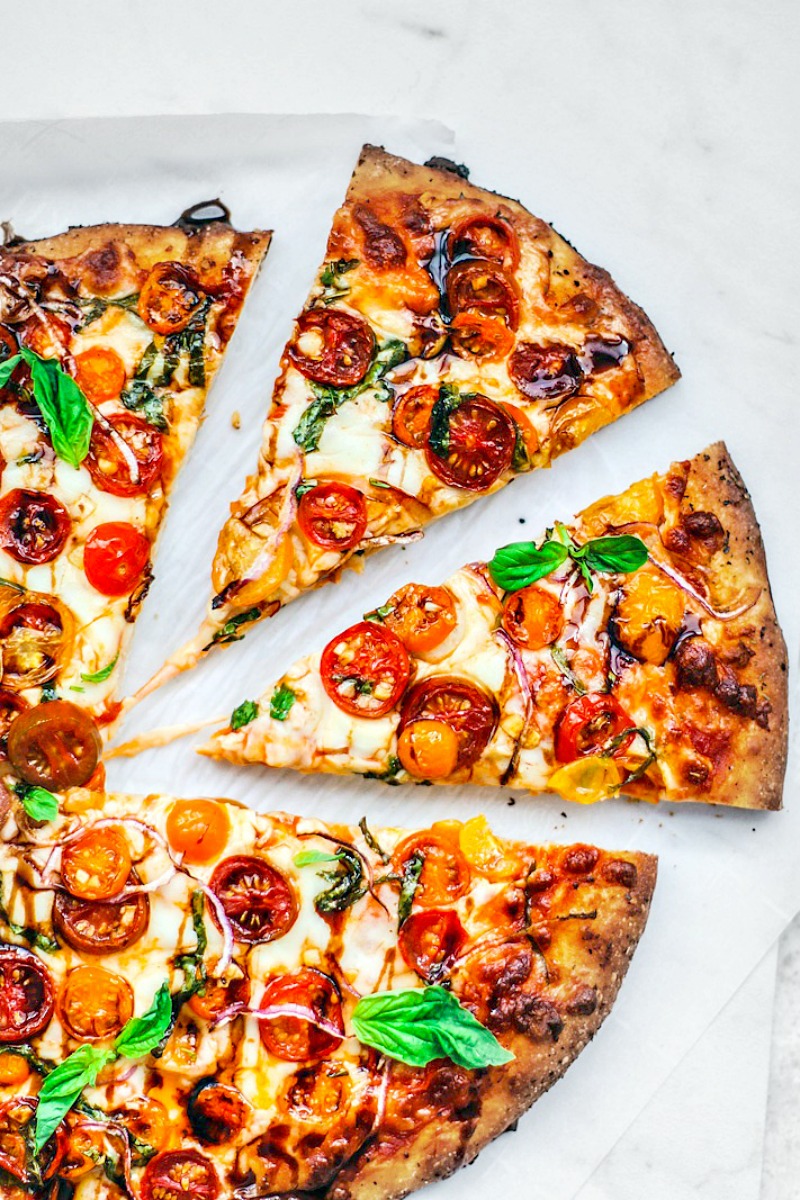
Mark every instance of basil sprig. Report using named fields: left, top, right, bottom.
left=293, top=337, right=407, bottom=452
left=427, top=382, right=463, bottom=459
left=397, top=850, right=424, bottom=927
left=14, top=781, right=58, bottom=823
left=489, top=524, right=648, bottom=594
left=34, top=981, right=171, bottom=1153
left=295, top=846, right=366, bottom=913
left=352, top=985, right=513, bottom=1069
left=0, top=347, right=94, bottom=468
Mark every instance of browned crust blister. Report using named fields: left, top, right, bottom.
left=329, top=855, right=657, bottom=1200
left=350, top=145, right=680, bottom=402
left=681, top=442, right=788, bottom=809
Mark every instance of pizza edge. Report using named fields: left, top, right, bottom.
left=679, top=440, right=788, bottom=810
left=327, top=851, right=658, bottom=1200
left=350, top=143, right=681, bottom=401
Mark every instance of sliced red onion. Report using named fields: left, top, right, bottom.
left=494, top=628, right=533, bottom=713
left=114, top=863, right=177, bottom=900
left=89, top=404, right=141, bottom=485
left=245, top=1002, right=346, bottom=1041
left=649, top=554, right=761, bottom=620
left=238, top=462, right=301, bottom=589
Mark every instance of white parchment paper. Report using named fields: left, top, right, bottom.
left=1, top=114, right=797, bottom=1200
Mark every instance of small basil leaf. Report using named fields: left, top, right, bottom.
left=121, top=378, right=168, bottom=430
left=294, top=849, right=343, bottom=867
left=488, top=539, right=569, bottom=592
left=208, top=607, right=261, bottom=648
left=352, top=985, right=513, bottom=1069
left=582, top=535, right=648, bottom=575
left=269, top=683, right=296, bottom=721
left=16, top=783, right=58, bottom=823
left=81, top=655, right=118, bottom=684
left=113, top=981, right=172, bottom=1059
left=0, top=352, right=22, bottom=388
left=397, top=850, right=425, bottom=927
left=34, top=1043, right=112, bottom=1153
left=427, top=382, right=462, bottom=459
left=312, top=847, right=366, bottom=913
left=230, top=699, right=258, bottom=730
left=19, top=348, right=94, bottom=468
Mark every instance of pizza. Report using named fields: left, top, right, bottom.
left=0, top=211, right=269, bottom=796
left=0, top=788, right=655, bottom=1199
left=144, top=144, right=678, bottom=686
left=205, top=443, right=788, bottom=809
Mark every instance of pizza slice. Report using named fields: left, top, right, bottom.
left=147, top=144, right=677, bottom=685
left=0, top=210, right=269, bottom=792
left=205, top=443, right=788, bottom=809
left=0, top=789, right=655, bottom=1200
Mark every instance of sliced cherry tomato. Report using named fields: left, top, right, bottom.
left=509, top=341, right=583, bottom=401
left=0, top=945, right=55, bottom=1043
left=61, top=826, right=131, bottom=901
left=0, top=690, right=28, bottom=758
left=210, top=856, right=298, bottom=944
left=0, top=1097, right=67, bottom=1183
left=397, top=720, right=459, bottom=780
left=258, top=968, right=344, bottom=1061
left=283, top=1059, right=355, bottom=1122
left=297, top=482, right=367, bottom=552
left=448, top=214, right=520, bottom=270
left=0, top=596, right=75, bottom=690
left=502, top=586, right=564, bottom=651
left=425, top=394, right=515, bottom=492
left=113, top=1097, right=170, bottom=1153
left=7, top=700, right=101, bottom=790
left=554, top=693, right=635, bottom=763
left=445, top=261, right=519, bottom=329
left=59, top=965, right=133, bottom=1041
left=0, top=1051, right=29, bottom=1086
left=53, top=881, right=149, bottom=955
left=500, top=401, right=540, bottom=461
left=141, top=1150, right=220, bottom=1200
left=72, top=346, right=127, bottom=402
left=449, top=312, right=515, bottom=360
left=84, top=413, right=164, bottom=498
left=392, top=831, right=471, bottom=907
left=399, top=676, right=498, bottom=769
left=381, top=583, right=457, bottom=655
left=188, top=974, right=251, bottom=1023
left=83, top=521, right=150, bottom=597
left=320, top=621, right=410, bottom=718
left=391, top=385, right=438, bottom=449
left=187, top=1079, right=248, bottom=1145
left=138, top=262, right=203, bottom=335
left=59, top=1120, right=108, bottom=1180
left=399, top=909, right=467, bottom=981
left=166, top=799, right=231, bottom=865
left=287, top=309, right=375, bottom=387
left=0, top=489, right=71, bottom=565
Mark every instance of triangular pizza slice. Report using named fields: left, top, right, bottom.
left=205, top=444, right=788, bottom=809
left=0, top=211, right=269, bottom=785
left=166, top=146, right=678, bottom=672
left=0, top=790, right=655, bottom=1199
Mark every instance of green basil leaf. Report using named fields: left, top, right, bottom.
left=121, top=378, right=168, bottom=430
left=16, top=783, right=58, bottom=823
left=358, top=816, right=391, bottom=863
left=582, top=535, right=648, bottom=576
left=361, top=755, right=404, bottom=784
left=230, top=699, right=258, bottom=730
left=208, top=607, right=261, bottom=648
left=550, top=646, right=587, bottom=696
left=269, top=683, right=296, bottom=721
left=312, top=847, right=366, bottom=914
left=294, top=849, right=343, bottom=867
left=113, top=981, right=172, bottom=1059
left=0, top=352, right=22, bottom=388
left=488, top=539, right=569, bottom=592
left=352, top=985, right=513, bottom=1069
left=19, top=348, right=94, bottom=468
left=397, top=850, right=424, bottom=927
left=81, top=655, right=119, bottom=684
left=427, top=382, right=462, bottom=459
left=34, top=1043, right=112, bottom=1153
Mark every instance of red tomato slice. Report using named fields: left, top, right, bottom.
left=398, top=909, right=467, bottom=981
left=210, top=856, right=298, bottom=944
left=445, top=261, right=519, bottom=329
left=0, top=489, right=71, bottom=565
left=140, top=1150, right=220, bottom=1200
left=83, top=521, right=150, bottom=596
left=398, top=676, right=498, bottom=769
left=84, top=414, right=164, bottom=498
left=53, top=884, right=149, bottom=955
left=0, top=946, right=55, bottom=1043
left=448, top=214, right=520, bottom=270
left=320, top=621, right=410, bottom=718
left=258, top=968, right=344, bottom=1061
left=186, top=1080, right=248, bottom=1146
left=138, top=262, right=203, bottom=335
left=554, top=693, right=635, bottom=763
left=297, top=482, right=367, bottom=551
left=391, top=385, right=438, bottom=449
left=0, top=1096, right=67, bottom=1182
left=392, top=832, right=471, bottom=907
left=509, top=341, right=583, bottom=402
left=72, top=346, right=127, bottom=402
left=425, top=394, right=515, bottom=491
left=7, top=700, right=102, bottom=790
left=288, top=309, right=375, bottom=387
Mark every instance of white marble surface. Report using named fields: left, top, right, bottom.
left=1, top=2, right=798, bottom=1196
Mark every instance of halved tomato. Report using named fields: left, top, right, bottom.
left=187, top=1079, right=248, bottom=1145
left=113, top=1097, right=170, bottom=1153
left=59, top=965, right=134, bottom=1041
left=61, top=826, right=131, bottom=901
left=398, top=676, right=498, bottom=769
left=0, top=946, right=55, bottom=1043
left=0, top=690, right=28, bottom=758
left=397, top=720, right=459, bottom=780
left=381, top=583, right=456, bottom=654
left=189, top=974, right=251, bottom=1023
left=83, top=521, right=150, bottom=596
left=53, top=881, right=149, bottom=955
left=321, top=621, right=410, bottom=718
left=7, top=700, right=101, bottom=790
left=425, top=394, right=515, bottom=491
left=392, top=830, right=470, bottom=907
left=0, top=594, right=75, bottom=690
left=509, top=341, right=582, bottom=402
left=166, top=798, right=231, bottom=865
left=554, top=693, right=635, bottom=763
left=297, top=482, right=367, bottom=552
left=448, top=214, right=520, bottom=270
left=287, top=309, right=374, bottom=387
left=445, top=261, right=519, bottom=329
left=449, top=313, right=515, bottom=361
left=0, top=489, right=71, bottom=565
left=138, top=262, right=203, bottom=335
left=72, top=346, right=127, bottom=402
left=0, top=1096, right=66, bottom=1182
left=398, top=909, right=467, bottom=981
left=258, top=968, right=343, bottom=1061
left=501, top=586, right=563, bottom=650
left=140, top=1150, right=220, bottom=1200
left=391, top=385, right=438, bottom=449
left=85, top=413, right=164, bottom=498
left=209, top=856, right=297, bottom=944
